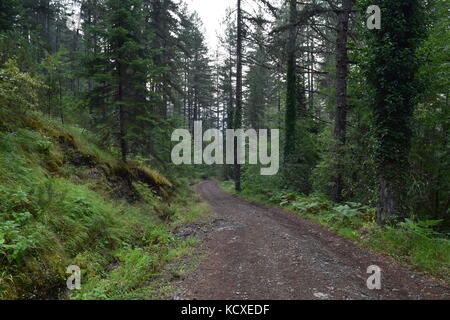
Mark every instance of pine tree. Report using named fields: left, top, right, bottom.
left=246, top=22, right=272, bottom=129
left=0, top=0, right=22, bottom=32
left=330, top=0, right=354, bottom=203
left=84, top=0, right=150, bottom=162
left=234, top=0, right=243, bottom=192
left=284, top=0, right=298, bottom=164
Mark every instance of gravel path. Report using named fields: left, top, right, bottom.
left=177, top=180, right=449, bottom=300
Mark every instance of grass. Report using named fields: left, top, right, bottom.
left=24, top=113, right=120, bottom=168
left=72, top=230, right=198, bottom=300
left=220, top=180, right=450, bottom=283
left=70, top=185, right=210, bottom=300
left=0, top=115, right=211, bottom=300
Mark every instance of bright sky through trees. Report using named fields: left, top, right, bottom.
left=188, top=0, right=231, bottom=49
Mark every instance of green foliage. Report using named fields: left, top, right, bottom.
left=368, top=219, right=450, bottom=280
left=39, top=50, right=72, bottom=121
left=361, top=0, right=428, bottom=222
left=83, top=0, right=161, bottom=161
left=1, top=0, right=449, bottom=297
left=0, top=115, right=210, bottom=299
left=363, top=0, right=427, bottom=166
left=281, top=119, right=319, bottom=193
left=0, top=59, right=42, bottom=126
left=72, top=234, right=196, bottom=300
left=407, top=0, right=450, bottom=227
left=0, top=32, right=36, bottom=71
left=0, top=0, right=22, bottom=32
left=267, top=190, right=374, bottom=235
left=241, top=165, right=282, bottom=197
left=70, top=182, right=206, bottom=300
left=0, top=213, right=35, bottom=263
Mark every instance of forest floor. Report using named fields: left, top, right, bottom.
left=174, top=180, right=449, bottom=300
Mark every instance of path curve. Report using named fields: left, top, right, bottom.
left=178, top=180, right=449, bottom=300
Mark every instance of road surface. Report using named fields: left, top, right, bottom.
left=176, top=180, right=449, bottom=300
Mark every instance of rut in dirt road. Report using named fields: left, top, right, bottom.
left=177, top=180, right=449, bottom=300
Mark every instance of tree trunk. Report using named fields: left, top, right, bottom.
left=284, top=0, right=298, bottom=163
left=118, top=63, right=127, bottom=163
left=225, top=46, right=234, bottom=180
left=331, top=0, right=353, bottom=203
left=367, top=0, right=425, bottom=225
left=377, top=169, right=406, bottom=225
left=234, top=0, right=243, bottom=192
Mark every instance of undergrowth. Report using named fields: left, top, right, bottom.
left=0, top=115, right=211, bottom=299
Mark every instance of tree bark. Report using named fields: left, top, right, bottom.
left=377, top=168, right=406, bottom=225
left=234, top=0, right=243, bottom=192
left=330, top=0, right=353, bottom=203
left=284, top=0, right=298, bottom=163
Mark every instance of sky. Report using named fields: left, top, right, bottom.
left=69, top=0, right=248, bottom=52
left=187, top=0, right=232, bottom=50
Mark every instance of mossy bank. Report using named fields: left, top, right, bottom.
left=0, top=112, right=210, bottom=299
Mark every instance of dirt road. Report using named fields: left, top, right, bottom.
left=177, top=180, right=449, bottom=300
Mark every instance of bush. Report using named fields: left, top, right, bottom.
left=0, top=59, right=41, bottom=127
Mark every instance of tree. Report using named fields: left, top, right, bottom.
left=0, top=0, right=22, bottom=32
left=246, top=21, right=272, bottom=129
left=330, top=0, right=354, bottom=203
left=234, top=0, right=243, bottom=192
left=283, top=0, right=298, bottom=164
left=365, top=0, right=426, bottom=224
left=145, top=0, right=179, bottom=117
left=83, top=0, right=149, bottom=162
left=40, top=50, right=70, bottom=123
left=218, top=10, right=236, bottom=180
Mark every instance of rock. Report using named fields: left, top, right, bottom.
left=313, top=292, right=330, bottom=299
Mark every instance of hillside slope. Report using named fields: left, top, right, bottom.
left=0, top=112, right=209, bottom=299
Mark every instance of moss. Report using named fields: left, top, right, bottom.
left=96, top=163, right=113, bottom=176
left=1, top=111, right=208, bottom=299
left=25, top=116, right=75, bottom=146
left=112, top=162, right=173, bottom=199
left=24, top=114, right=116, bottom=170
left=139, top=167, right=172, bottom=188
left=23, top=114, right=172, bottom=197
left=43, top=146, right=64, bottom=174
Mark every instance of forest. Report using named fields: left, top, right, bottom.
left=0, top=0, right=448, bottom=300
